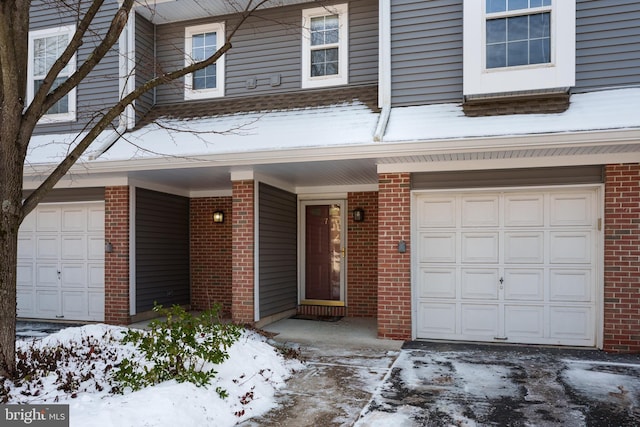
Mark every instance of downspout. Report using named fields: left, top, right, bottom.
left=88, top=10, right=136, bottom=160
left=373, top=0, right=391, bottom=142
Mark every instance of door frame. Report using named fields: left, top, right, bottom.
left=411, top=184, right=604, bottom=347
left=298, top=199, right=347, bottom=305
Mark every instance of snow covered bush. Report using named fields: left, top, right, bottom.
left=112, top=304, right=241, bottom=395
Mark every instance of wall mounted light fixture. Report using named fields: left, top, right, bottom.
left=213, top=210, right=224, bottom=223
left=352, top=208, right=365, bottom=222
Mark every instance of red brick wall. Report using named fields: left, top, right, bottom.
left=231, top=180, right=255, bottom=324
left=104, top=186, right=130, bottom=325
left=347, top=191, right=378, bottom=317
left=604, top=164, right=640, bottom=353
left=377, top=173, right=412, bottom=340
left=190, top=197, right=232, bottom=316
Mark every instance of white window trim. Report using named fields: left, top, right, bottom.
left=27, top=25, right=77, bottom=123
left=301, top=3, right=349, bottom=89
left=463, top=0, right=575, bottom=97
left=184, top=22, right=225, bottom=100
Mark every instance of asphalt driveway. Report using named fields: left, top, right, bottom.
left=356, top=341, right=640, bottom=426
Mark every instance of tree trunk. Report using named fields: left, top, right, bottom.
left=0, top=209, right=19, bottom=378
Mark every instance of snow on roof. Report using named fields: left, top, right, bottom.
left=96, top=100, right=379, bottom=162
left=384, top=88, right=640, bottom=142
left=24, top=88, right=640, bottom=167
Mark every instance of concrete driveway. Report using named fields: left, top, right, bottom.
left=255, top=318, right=640, bottom=426
left=356, top=341, right=640, bottom=426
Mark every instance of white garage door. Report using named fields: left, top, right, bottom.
left=415, top=187, right=599, bottom=347
left=17, top=202, right=105, bottom=321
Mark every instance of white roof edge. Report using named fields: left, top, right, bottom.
left=22, top=127, right=640, bottom=177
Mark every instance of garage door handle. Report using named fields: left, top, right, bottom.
left=57, top=270, right=61, bottom=279
left=499, top=277, right=504, bottom=284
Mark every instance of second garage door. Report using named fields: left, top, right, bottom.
left=414, top=187, right=600, bottom=347
left=17, top=202, right=105, bottom=322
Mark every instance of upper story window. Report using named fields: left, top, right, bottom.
left=27, top=26, right=77, bottom=123
left=463, top=0, right=575, bottom=97
left=185, top=22, right=225, bottom=100
left=486, top=0, right=551, bottom=69
left=302, top=4, right=348, bottom=89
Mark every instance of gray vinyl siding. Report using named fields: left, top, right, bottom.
left=154, top=0, right=378, bottom=104
left=390, top=0, right=463, bottom=107
left=574, top=0, right=640, bottom=93
left=135, top=14, right=156, bottom=121
left=258, top=183, right=297, bottom=319
left=30, top=0, right=121, bottom=135
left=412, top=166, right=604, bottom=190
left=135, top=188, right=190, bottom=312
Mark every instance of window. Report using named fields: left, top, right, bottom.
left=463, top=0, right=575, bottom=97
left=302, top=4, right=348, bottom=88
left=27, top=26, right=76, bottom=122
left=185, top=23, right=225, bottom=100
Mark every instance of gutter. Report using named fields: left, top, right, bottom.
left=88, top=10, right=136, bottom=160
left=373, top=0, right=391, bottom=142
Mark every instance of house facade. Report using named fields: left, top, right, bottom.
left=20, top=0, right=640, bottom=352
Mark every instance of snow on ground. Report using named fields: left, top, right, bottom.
left=3, top=324, right=304, bottom=427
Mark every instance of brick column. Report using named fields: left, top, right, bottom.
left=377, top=173, right=412, bottom=340
left=190, top=197, right=233, bottom=316
left=231, top=180, right=255, bottom=324
left=347, top=191, right=378, bottom=317
left=603, top=164, right=640, bottom=353
left=104, top=186, right=130, bottom=325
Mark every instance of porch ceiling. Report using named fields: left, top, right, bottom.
left=127, top=157, right=379, bottom=194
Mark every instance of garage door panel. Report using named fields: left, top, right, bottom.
left=462, top=196, right=499, bottom=227
left=62, top=291, right=88, bottom=318
left=461, top=304, right=499, bottom=337
left=18, top=236, right=34, bottom=259
left=420, top=233, right=456, bottom=263
left=461, top=269, right=499, bottom=299
left=417, top=303, right=457, bottom=335
left=504, top=194, right=544, bottom=227
left=88, top=291, right=105, bottom=319
left=61, top=264, right=86, bottom=288
left=417, top=198, right=456, bottom=228
left=37, top=236, right=59, bottom=259
left=550, top=269, right=592, bottom=302
left=550, top=193, right=593, bottom=226
left=419, top=268, right=456, bottom=298
left=462, top=233, right=498, bottom=263
left=88, top=208, right=105, bottom=232
left=88, top=236, right=105, bottom=260
left=21, top=212, right=36, bottom=231
left=36, top=290, right=59, bottom=315
left=505, top=305, right=544, bottom=338
left=17, top=289, right=35, bottom=315
left=62, top=208, right=87, bottom=232
left=504, top=269, right=544, bottom=300
left=549, top=307, right=593, bottom=340
left=550, top=232, right=591, bottom=264
left=61, top=235, right=86, bottom=260
left=36, top=209, right=60, bottom=232
left=37, top=264, right=59, bottom=287
left=17, top=264, right=34, bottom=286
left=505, top=232, right=544, bottom=264
left=87, top=264, right=105, bottom=289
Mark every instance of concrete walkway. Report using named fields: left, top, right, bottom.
left=239, top=317, right=402, bottom=427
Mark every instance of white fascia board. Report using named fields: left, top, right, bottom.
left=22, top=174, right=129, bottom=190
left=189, top=189, right=233, bottom=198
left=378, top=152, right=640, bottom=174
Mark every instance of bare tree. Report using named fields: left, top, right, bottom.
left=0, top=0, right=271, bottom=378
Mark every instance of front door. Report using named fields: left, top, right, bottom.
left=302, top=201, right=345, bottom=303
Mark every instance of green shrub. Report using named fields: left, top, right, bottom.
left=112, top=304, right=241, bottom=396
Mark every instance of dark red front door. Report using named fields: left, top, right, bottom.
left=305, top=204, right=341, bottom=301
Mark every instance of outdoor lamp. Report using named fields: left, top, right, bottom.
left=213, top=211, right=224, bottom=223
left=352, top=208, right=365, bottom=222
